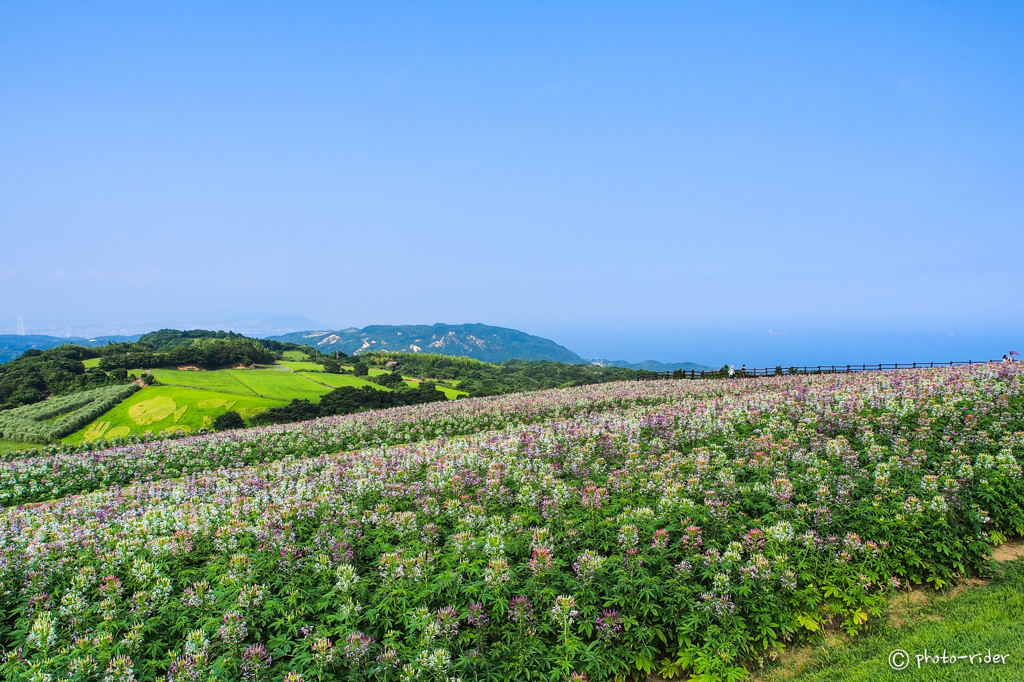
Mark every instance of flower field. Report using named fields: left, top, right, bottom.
left=1, top=364, right=1022, bottom=682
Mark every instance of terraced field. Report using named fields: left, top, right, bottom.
left=298, top=371, right=388, bottom=390
left=64, top=367, right=443, bottom=443
left=226, top=369, right=335, bottom=401
left=63, top=386, right=287, bottom=442
left=150, top=369, right=262, bottom=396
left=275, top=360, right=324, bottom=372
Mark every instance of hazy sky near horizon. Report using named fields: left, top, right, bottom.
left=2, top=2, right=1022, bottom=365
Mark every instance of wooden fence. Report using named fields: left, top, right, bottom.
left=636, top=359, right=1003, bottom=381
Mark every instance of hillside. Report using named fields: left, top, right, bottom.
left=269, top=323, right=587, bottom=363
left=590, top=358, right=716, bottom=372
left=0, top=333, right=142, bottom=363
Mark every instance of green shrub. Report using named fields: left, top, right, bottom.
left=213, top=410, right=245, bottom=431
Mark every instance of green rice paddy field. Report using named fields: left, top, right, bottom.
left=62, top=386, right=288, bottom=443
left=276, top=360, right=324, bottom=372
left=0, top=363, right=466, bottom=451
left=298, top=372, right=390, bottom=390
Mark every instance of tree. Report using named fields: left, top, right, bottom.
left=213, top=410, right=245, bottom=430
left=352, top=361, right=369, bottom=376
left=322, top=358, right=341, bottom=374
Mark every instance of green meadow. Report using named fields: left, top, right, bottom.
left=434, top=384, right=466, bottom=399
left=226, top=369, right=334, bottom=401
left=152, top=368, right=336, bottom=401
left=0, top=440, right=38, bottom=456
left=63, top=385, right=287, bottom=443
left=150, top=369, right=260, bottom=396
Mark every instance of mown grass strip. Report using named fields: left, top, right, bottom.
left=756, top=554, right=1024, bottom=681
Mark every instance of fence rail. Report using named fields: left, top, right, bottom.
left=636, top=359, right=1003, bottom=381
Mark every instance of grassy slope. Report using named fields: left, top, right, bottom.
left=277, top=360, right=323, bottom=372
left=62, top=386, right=287, bottom=443
left=0, top=440, right=38, bottom=456
left=298, top=372, right=390, bottom=391
left=227, top=369, right=333, bottom=401
left=150, top=369, right=259, bottom=395
left=757, top=555, right=1024, bottom=682
left=431, top=382, right=467, bottom=399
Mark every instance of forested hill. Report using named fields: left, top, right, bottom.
left=0, top=334, right=142, bottom=363
left=268, top=324, right=587, bottom=364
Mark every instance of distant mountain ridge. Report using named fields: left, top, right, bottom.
left=1, top=327, right=716, bottom=370
left=0, top=334, right=143, bottom=363
left=590, top=359, right=716, bottom=372
left=268, top=324, right=588, bottom=364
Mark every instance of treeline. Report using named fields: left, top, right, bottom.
left=362, top=352, right=636, bottom=396
left=137, top=328, right=254, bottom=352
left=136, top=328, right=319, bottom=357
left=250, top=382, right=447, bottom=426
left=98, top=337, right=275, bottom=371
left=0, top=346, right=133, bottom=411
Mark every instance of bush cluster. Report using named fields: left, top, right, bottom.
left=363, top=351, right=636, bottom=396
left=99, top=338, right=275, bottom=371
left=0, top=345, right=130, bottom=410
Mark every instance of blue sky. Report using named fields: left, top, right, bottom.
left=1, top=2, right=1021, bottom=365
